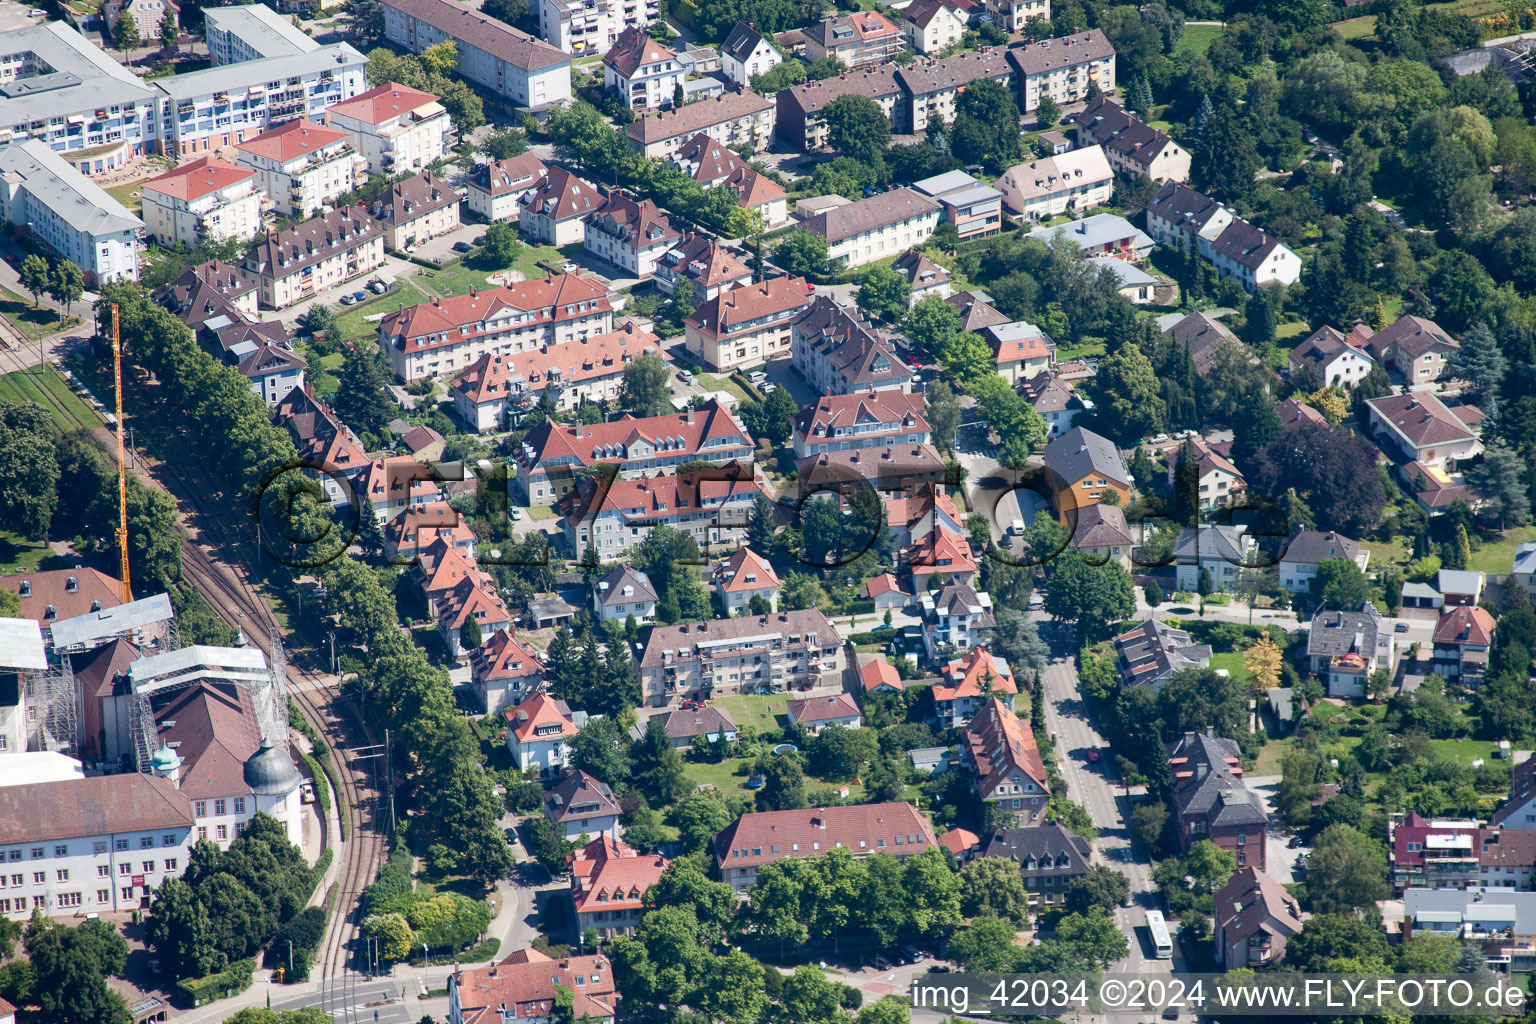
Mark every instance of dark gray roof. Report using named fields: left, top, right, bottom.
left=594, top=565, right=657, bottom=606
left=1280, top=530, right=1361, bottom=567
left=979, top=823, right=1092, bottom=877
left=1071, top=502, right=1132, bottom=549
left=895, top=47, right=1012, bottom=98
left=1068, top=96, right=1175, bottom=170
left=1145, top=179, right=1224, bottom=235
left=661, top=705, right=737, bottom=740
left=1208, top=216, right=1282, bottom=271
left=244, top=737, right=303, bottom=795
left=1168, top=732, right=1267, bottom=827
left=802, top=188, right=941, bottom=245
left=1044, top=426, right=1128, bottom=487
left=1114, top=619, right=1210, bottom=692
left=1307, top=602, right=1383, bottom=659
left=1004, top=30, right=1115, bottom=76
left=1171, top=524, right=1249, bottom=565
left=945, top=290, right=1010, bottom=331
left=792, top=297, right=911, bottom=390
left=544, top=769, right=619, bottom=823
left=720, top=22, right=771, bottom=62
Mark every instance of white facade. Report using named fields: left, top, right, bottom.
left=1000, top=0, right=1050, bottom=32
left=141, top=161, right=263, bottom=249
left=324, top=83, right=453, bottom=177
left=904, top=1, right=966, bottom=55
left=507, top=730, right=572, bottom=776
left=382, top=0, right=574, bottom=108
left=721, top=32, right=779, bottom=87
left=536, top=0, right=655, bottom=55
left=604, top=37, right=686, bottom=111
left=0, top=140, right=142, bottom=285
left=994, top=146, right=1114, bottom=221
left=234, top=123, right=361, bottom=218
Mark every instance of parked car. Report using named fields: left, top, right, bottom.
left=353, top=290, right=367, bottom=302
left=473, top=234, right=487, bottom=245
left=562, top=261, right=578, bottom=273
left=1152, top=433, right=1170, bottom=444
left=339, top=294, right=358, bottom=305
left=1087, top=750, right=1100, bottom=763
left=1028, top=593, right=1044, bottom=610
left=677, top=370, right=694, bottom=384
left=1395, top=621, right=1411, bottom=632
left=370, top=280, right=389, bottom=294
left=1288, top=836, right=1307, bottom=848
left=509, top=507, right=524, bottom=521
left=452, top=241, right=474, bottom=253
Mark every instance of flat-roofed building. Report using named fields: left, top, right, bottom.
left=911, top=168, right=1003, bottom=241
left=640, top=609, right=844, bottom=707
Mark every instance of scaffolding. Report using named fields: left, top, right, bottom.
left=34, top=655, right=78, bottom=755
left=126, top=641, right=288, bottom=774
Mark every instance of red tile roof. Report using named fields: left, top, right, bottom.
left=906, top=525, right=977, bottom=579
left=787, top=691, right=862, bottom=724
left=144, top=154, right=254, bottom=201
left=382, top=501, right=475, bottom=556
left=470, top=628, right=544, bottom=686
left=451, top=352, right=512, bottom=404
left=569, top=836, right=668, bottom=914
left=713, top=802, right=936, bottom=869
left=561, top=463, right=764, bottom=530
left=452, top=954, right=615, bottom=1024
left=356, top=455, right=442, bottom=507
left=235, top=119, right=350, bottom=163
left=1434, top=605, right=1495, bottom=647
left=504, top=691, right=577, bottom=743
left=517, top=397, right=748, bottom=474
left=962, top=696, right=1049, bottom=801
left=0, top=568, right=125, bottom=624
left=381, top=272, right=611, bottom=356
left=603, top=25, right=677, bottom=77
left=1368, top=391, right=1477, bottom=448
left=468, top=153, right=548, bottom=199
left=673, top=133, right=787, bottom=210
left=328, top=81, right=442, bottom=126
left=793, top=391, right=927, bottom=449
left=860, top=657, right=903, bottom=691
left=518, top=164, right=599, bottom=223
left=685, top=276, right=815, bottom=340
left=938, top=827, right=979, bottom=855
left=715, top=546, right=779, bottom=592
left=935, top=647, right=1016, bottom=702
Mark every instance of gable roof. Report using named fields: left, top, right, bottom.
left=235, top=118, right=350, bottom=163
left=561, top=464, right=763, bottom=530
left=1434, top=605, right=1496, bottom=647
left=545, top=769, right=620, bottom=822
left=686, top=276, right=815, bottom=339
left=1, top=568, right=126, bottom=623
left=451, top=954, right=615, bottom=1024
left=802, top=188, right=940, bottom=245
left=328, top=80, right=442, bottom=125
left=1167, top=732, right=1267, bottom=827
left=381, top=272, right=611, bottom=352
left=1280, top=530, right=1361, bottom=567
left=1005, top=29, right=1115, bottom=75
left=1166, top=311, right=1240, bottom=375
left=1044, top=426, right=1128, bottom=487
left=1366, top=314, right=1458, bottom=363
left=517, top=397, right=748, bottom=473
left=1072, top=501, right=1133, bottom=549
left=144, top=154, right=254, bottom=201
left=1215, top=866, right=1302, bottom=947
left=595, top=565, right=658, bottom=606
left=936, top=646, right=1016, bottom=702
left=371, top=169, right=458, bottom=225
left=892, top=248, right=950, bottom=290
left=713, top=802, right=936, bottom=868
left=586, top=191, right=680, bottom=250
left=906, top=524, right=977, bottom=578
left=467, top=152, right=548, bottom=198
left=672, top=134, right=786, bottom=209
left=274, top=386, right=368, bottom=470
left=963, top=696, right=1049, bottom=799
left=246, top=206, right=382, bottom=279
left=792, top=295, right=910, bottom=390
left=787, top=692, right=862, bottom=724
left=793, top=391, right=927, bottom=447
left=945, top=289, right=1010, bottom=331
left=603, top=25, right=677, bottom=77
left=154, top=681, right=263, bottom=800
left=1307, top=602, right=1384, bottom=659
left=660, top=705, right=737, bottom=740
left=859, top=656, right=904, bottom=692
left=624, top=90, right=774, bottom=147
left=519, top=164, right=600, bottom=222
left=657, top=232, right=752, bottom=292
left=0, top=773, right=195, bottom=844
left=505, top=691, right=577, bottom=743
left=237, top=340, right=306, bottom=381
left=1367, top=392, right=1476, bottom=448
left=715, top=547, right=780, bottom=592
left=1070, top=97, right=1178, bottom=171
left=720, top=21, right=772, bottom=62
left=994, top=146, right=1114, bottom=211
left=980, top=823, right=1091, bottom=875
left=1114, top=619, right=1211, bottom=690
left=376, top=0, right=569, bottom=70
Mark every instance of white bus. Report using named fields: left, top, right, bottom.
left=1146, top=909, right=1173, bottom=960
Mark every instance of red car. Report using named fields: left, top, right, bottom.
left=1087, top=750, right=1100, bottom=763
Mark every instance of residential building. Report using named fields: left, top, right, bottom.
left=0, top=140, right=142, bottom=285
left=401, top=423, right=445, bottom=461
left=382, top=0, right=573, bottom=109
left=238, top=342, right=307, bottom=408
left=862, top=574, right=911, bottom=612
left=154, top=257, right=259, bottom=327
left=791, top=296, right=916, bottom=395
left=1114, top=619, right=1211, bottom=692
left=994, top=146, right=1115, bottom=221
left=892, top=249, right=951, bottom=307
left=657, top=705, right=737, bottom=749
left=802, top=187, right=941, bottom=269
left=1213, top=867, right=1302, bottom=967
left=1145, top=178, right=1230, bottom=249
left=1027, top=212, right=1153, bottom=260
left=592, top=565, right=658, bottom=623
left=468, top=628, right=544, bottom=713
left=1402, top=888, right=1536, bottom=972
left=370, top=168, right=460, bottom=251
left=504, top=692, right=578, bottom=776
left=934, top=647, right=1015, bottom=728
left=106, top=0, right=176, bottom=44
left=672, top=133, right=788, bottom=227
left=910, top=168, right=1003, bottom=241
left=623, top=90, right=776, bottom=160
left=510, top=398, right=750, bottom=505
left=901, top=0, right=967, bottom=54
left=1005, top=30, right=1116, bottom=113
left=434, top=567, right=512, bottom=658
left=0, top=772, right=196, bottom=919
left=465, top=153, right=547, bottom=223
left=1070, top=501, right=1133, bottom=569
left=1091, top=254, right=1158, bottom=303
left=603, top=27, right=684, bottom=111
left=244, top=206, right=384, bottom=309
left=1514, top=542, right=1536, bottom=599
left=517, top=164, right=600, bottom=245
left=569, top=837, right=668, bottom=939
left=905, top=524, right=977, bottom=588
left=786, top=692, right=863, bottom=734
left=792, top=392, right=929, bottom=460
left=272, top=387, right=368, bottom=504
left=803, top=12, right=903, bottom=68
left=1278, top=530, right=1369, bottom=594
left=1022, top=371, right=1088, bottom=439
left=1439, top=569, right=1485, bottom=607
left=1365, top=314, right=1460, bottom=382
left=1493, top=758, right=1536, bottom=830
left=713, top=802, right=936, bottom=889
left=653, top=232, right=752, bottom=299
left=383, top=501, right=478, bottom=563
left=683, top=275, right=816, bottom=372
left=234, top=118, right=359, bottom=218
left=1307, top=603, right=1394, bottom=699
left=947, top=289, right=1011, bottom=333
left=148, top=21, right=367, bottom=160
left=1143, top=180, right=1298, bottom=289
left=1434, top=605, right=1496, bottom=683
left=964, top=697, right=1049, bottom=825
left=989, top=321, right=1054, bottom=385
left=1287, top=324, right=1378, bottom=389
left=886, top=484, right=963, bottom=549
left=1066, top=97, right=1189, bottom=182
left=380, top=272, right=614, bottom=383
left=1172, top=523, right=1255, bottom=593
left=899, top=50, right=1014, bottom=134
left=325, top=81, right=451, bottom=178
left=1365, top=392, right=1483, bottom=469
left=0, top=22, right=157, bottom=177
left=797, top=443, right=947, bottom=501
left=920, top=584, right=995, bottom=663
left=719, top=22, right=781, bottom=87
left=1391, top=813, right=1485, bottom=891
left=996, top=0, right=1051, bottom=33
left=639, top=609, right=845, bottom=706
left=714, top=547, right=780, bottom=616
left=979, top=824, right=1091, bottom=907
left=1167, top=730, right=1267, bottom=869
left=775, top=70, right=901, bottom=152
left=534, top=0, right=654, bottom=56
left=1167, top=439, right=1246, bottom=511
left=1043, top=426, right=1131, bottom=523
left=355, top=455, right=442, bottom=522
left=561, top=464, right=762, bottom=560
left=447, top=954, right=616, bottom=1024
left=857, top=654, right=906, bottom=694
left=584, top=190, right=679, bottom=278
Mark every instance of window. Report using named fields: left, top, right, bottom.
left=197, top=827, right=207, bottom=841
left=234, top=798, right=245, bottom=814
left=29, top=848, right=42, bottom=859
left=55, top=870, right=68, bottom=882
left=142, top=862, right=155, bottom=873
left=194, top=801, right=207, bottom=817
left=98, top=890, right=110, bottom=904
left=97, top=865, right=109, bottom=878
left=216, top=825, right=228, bottom=841
left=5, top=851, right=16, bottom=862
left=119, top=863, right=131, bottom=876
left=53, top=845, right=67, bottom=857
left=121, top=888, right=134, bottom=902
left=93, top=841, right=107, bottom=855
left=140, top=837, right=154, bottom=849
left=58, top=892, right=80, bottom=909
left=163, top=834, right=177, bottom=847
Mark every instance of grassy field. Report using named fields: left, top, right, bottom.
left=714, top=693, right=793, bottom=733
left=1209, top=651, right=1250, bottom=689
left=0, top=366, right=105, bottom=432
left=331, top=279, right=433, bottom=342
left=702, top=373, right=756, bottom=408
left=0, top=528, right=56, bottom=574
left=0, top=283, right=75, bottom=341
left=682, top=752, right=869, bottom=801
left=1177, top=23, right=1225, bottom=55
left=413, top=243, right=570, bottom=299
left=1469, top=526, right=1536, bottom=576
left=106, top=182, right=144, bottom=214
left=1361, top=533, right=1413, bottom=571
left=1332, top=15, right=1377, bottom=38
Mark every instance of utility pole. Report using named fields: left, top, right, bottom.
left=328, top=631, right=337, bottom=677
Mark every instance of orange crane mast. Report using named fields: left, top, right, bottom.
left=111, top=304, right=130, bottom=604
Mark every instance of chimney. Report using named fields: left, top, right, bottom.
left=574, top=422, right=584, bottom=438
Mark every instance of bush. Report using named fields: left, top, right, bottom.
left=177, top=959, right=255, bottom=1007
left=301, top=752, right=330, bottom=819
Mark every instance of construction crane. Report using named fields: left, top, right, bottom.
left=111, top=304, right=130, bottom=605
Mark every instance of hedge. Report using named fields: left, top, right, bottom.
left=846, top=627, right=898, bottom=645
left=300, top=751, right=331, bottom=821
left=309, top=848, right=334, bottom=899
left=177, top=959, right=254, bottom=1006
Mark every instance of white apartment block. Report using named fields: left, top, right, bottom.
left=999, top=0, right=1050, bottom=33
left=1007, top=30, right=1116, bottom=113
left=801, top=187, right=941, bottom=270
left=603, top=28, right=685, bottom=111
left=638, top=609, right=846, bottom=707
left=382, top=0, right=573, bottom=109
left=203, top=4, right=314, bottom=66
left=234, top=118, right=361, bottom=218
left=325, top=81, right=452, bottom=177
left=562, top=469, right=760, bottom=561
left=537, top=0, right=656, bottom=55
left=140, top=154, right=262, bottom=249
left=0, top=140, right=142, bottom=285
left=623, top=90, right=775, bottom=160
left=0, top=22, right=157, bottom=177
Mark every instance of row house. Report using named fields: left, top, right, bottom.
left=382, top=0, right=573, bottom=110
left=519, top=164, right=601, bottom=246
left=934, top=647, right=1016, bottom=729
left=1067, top=96, right=1190, bottom=182
left=602, top=27, right=685, bottom=111
left=791, top=296, right=916, bottom=395
left=0, top=141, right=142, bottom=286
left=1022, top=371, right=1088, bottom=439
left=583, top=191, right=680, bottom=279
left=593, top=565, right=658, bottom=624
left=369, top=168, right=461, bottom=251
left=1113, top=619, right=1211, bottom=693
left=1005, top=30, right=1116, bottom=113
left=510, top=398, right=752, bottom=506
left=1145, top=180, right=1298, bottom=289
left=325, top=81, right=453, bottom=176
left=803, top=11, right=903, bottom=68
left=672, top=133, right=789, bottom=227
left=234, top=118, right=361, bottom=219
left=802, top=187, right=942, bottom=270
left=963, top=696, right=1049, bottom=825
left=1387, top=814, right=1536, bottom=891
left=570, top=837, right=668, bottom=939
left=911, top=168, right=1004, bottom=241
left=920, top=584, right=994, bottom=663
left=244, top=205, right=384, bottom=309
left=994, top=145, right=1115, bottom=221
left=797, top=444, right=948, bottom=504
left=979, top=824, right=1092, bottom=909
left=640, top=609, right=846, bottom=707
left=1307, top=602, right=1394, bottom=699
left=683, top=276, right=816, bottom=372
left=379, top=272, right=613, bottom=382
left=791, top=391, right=930, bottom=460
left=719, top=22, right=781, bottom=87
left=141, top=154, right=261, bottom=249
left=712, top=802, right=935, bottom=889
left=1365, top=315, right=1461, bottom=383
left=653, top=233, right=753, bottom=300
left=1168, top=730, right=1268, bottom=870
left=623, top=89, right=776, bottom=160
left=1287, top=323, right=1378, bottom=389
left=465, top=152, right=547, bottom=223
left=1402, top=887, right=1536, bottom=972
left=714, top=547, right=780, bottom=616
left=560, top=463, right=762, bottom=560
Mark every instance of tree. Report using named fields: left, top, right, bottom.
left=1447, top=321, right=1505, bottom=404
left=949, top=916, right=1021, bottom=972
left=671, top=276, right=698, bottom=319
left=1042, top=552, right=1135, bottom=643
left=526, top=817, right=575, bottom=874
left=344, top=0, right=386, bottom=39
left=1306, top=823, right=1389, bottom=913
left=619, top=352, right=671, bottom=418
left=146, top=877, right=218, bottom=979
left=482, top=221, right=521, bottom=267
left=774, top=231, right=829, bottom=277
left=0, top=401, right=59, bottom=539
left=757, top=752, right=805, bottom=810
left=158, top=3, right=177, bottom=49
left=1243, top=635, right=1283, bottom=692
left=1194, top=104, right=1260, bottom=202
left=114, top=11, right=141, bottom=50
left=1131, top=800, right=1168, bottom=851
left=856, top=264, right=911, bottom=323
left=1091, top=342, right=1165, bottom=443
left=1285, top=913, right=1390, bottom=970
left=1054, top=907, right=1130, bottom=968
left=1251, top=423, right=1385, bottom=535
left=950, top=79, right=1023, bottom=171
left=904, top=294, right=962, bottom=358
left=1313, top=557, right=1372, bottom=610
left=330, top=342, right=395, bottom=439
left=47, top=259, right=84, bottom=316
left=482, top=126, right=529, bottom=161
left=958, top=857, right=1031, bottom=925
left=19, top=254, right=48, bottom=308
left=1063, top=864, right=1131, bottom=915
left=990, top=610, right=1048, bottom=676
left=482, top=0, right=527, bottom=24
left=24, top=915, right=131, bottom=1024
left=1156, top=667, right=1248, bottom=738
left=926, top=380, right=961, bottom=454
left=1035, top=95, right=1061, bottom=126
left=1466, top=444, right=1531, bottom=528
left=823, top=94, right=891, bottom=163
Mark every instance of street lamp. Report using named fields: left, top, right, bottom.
left=327, top=630, right=337, bottom=678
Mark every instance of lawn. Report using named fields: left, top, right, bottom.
left=1209, top=651, right=1250, bottom=689
left=0, top=528, right=58, bottom=574
left=295, top=345, right=344, bottom=398
left=331, top=279, right=433, bottom=342
left=0, top=283, right=75, bottom=341
left=1176, top=23, right=1225, bottom=55
left=702, top=373, right=756, bottom=408
left=682, top=752, right=869, bottom=801
left=1429, top=738, right=1503, bottom=766
left=106, top=182, right=144, bottom=214
left=0, top=365, right=104, bottom=432
left=414, top=243, right=569, bottom=299
left=1332, top=15, right=1376, bottom=38
left=1361, top=533, right=1413, bottom=572
left=1275, top=320, right=1310, bottom=340
left=1468, top=526, right=1536, bottom=576
left=714, top=693, right=792, bottom=734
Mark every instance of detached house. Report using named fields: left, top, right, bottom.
left=979, top=824, right=1092, bottom=908
left=602, top=27, right=685, bottom=111
left=1168, top=439, right=1246, bottom=511
left=1278, top=530, right=1369, bottom=594
left=592, top=565, right=658, bottom=624
left=892, top=249, right=952, bottom=307
left=719, top=22, right=780, bottom=87
left=1044, top=426, right=1131, bottom=523
left=544, top=769, right=621, bottom=841
left=1114, top=619, right=1211, bottom=692
left=370, top=169, right=461, bottom=251
left=1168, top=731, right=1268, bottom=870
left=1071, top=502, right=1134, bottom=569
left=1365, top=392, right=1482, bottom=469
left=465, top=153, right=548, bottom=223
left=787, top=692, right=864, bottom=734
left=505, top=692, right=578, bottom=776
left=1288, top=324, right=1377, bottom=389
left=713, top=547, right=780, bottom=615
left=1022, top=372, right=1088, bottom=438
left=906, top=526, right=978, bottom=589
left=963, top=697, right=1049, bottom=825
left=920, top=584, right=995, bottom=663
left=1214, top=867, right=1302, bottom=967
left=672, top=133, right=788, bottom=227
left=1067, top=96, right=1189, bottom=182
left=518, top=164, right=600, bottom=245
left=803, top=11, right=903, bottom=68
left=584, top=191, right=680, bottom=278
left=1433, top=605, right=1496, bottom=684
left=994, top=146, right=1115, bottom=221
left=1365, top=315, right=1460, bottom=383
left=654, top=233, right=753, bottom=299
left=934, top=647, right=1016, bottom=728
left=570, top=837, right=668, bottom=939
left=469, top=628, right=544, bottom=713
left=1171, top=523, right=1255, bottom=593
left=1307, top=603, right=1394, bottom=699
left=684, top=276, right=816, bottom=372
left=989, top=321, right=1055, bottom=385
left=900, top=0, right=967, bottom=54
left=326, top=80, right=452, bottom=176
